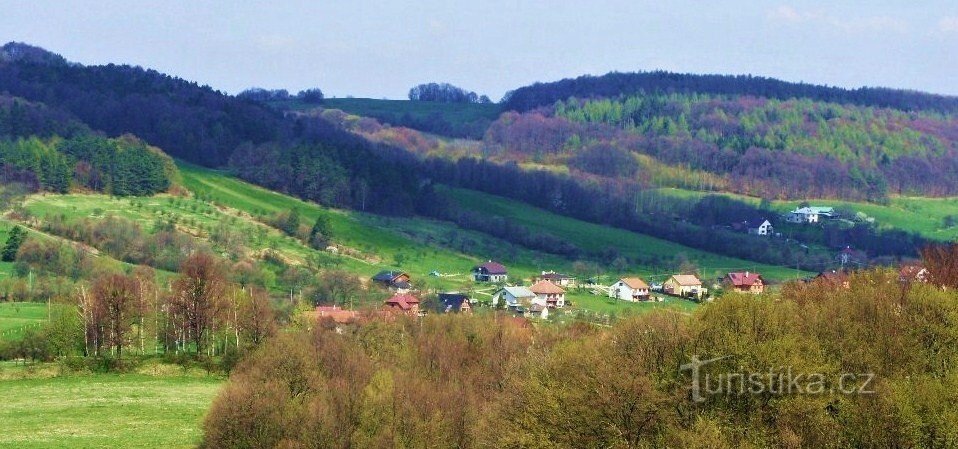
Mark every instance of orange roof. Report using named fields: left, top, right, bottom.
left=669, top=275, right=702, bottom=286
left=530, top=280, right=565, bottom=294
left=619, top=277, right=649, bottom=289
left=725, top=272, right=764, bottom=287
left=312, top=305, right=359, bottom=323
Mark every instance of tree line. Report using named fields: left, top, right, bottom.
left=202, top=263, right=958, bottom=448
left=502, top=70, right=958, bottom=115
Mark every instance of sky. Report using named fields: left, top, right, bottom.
left=1, top=1, right=956, bottom=100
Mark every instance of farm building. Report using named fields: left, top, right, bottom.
left=610, top=277, right=651, bottom=301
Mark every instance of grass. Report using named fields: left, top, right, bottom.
left=442, top=187, right=811, bottom=282
left=653, top=187, right=958, bottom=242
left=0, top=373, right=222, bottom=449
left=564, top=290, right=700, bottom=315
left=0, top=302, right=47, bottom=341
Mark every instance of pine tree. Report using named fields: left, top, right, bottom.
left=2, top=225, right=27, bottom=261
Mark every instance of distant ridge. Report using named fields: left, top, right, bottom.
left=0, top=42, right=67, bottom=66
left=502, top=71, right=958, bottom=115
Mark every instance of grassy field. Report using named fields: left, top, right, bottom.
left=0, top=373, right=222, bottom=449
left=0, top=302, right=47, bottom=341
left=653, top=187, right=958, bottom=242
left=442, top=187, right=810, bottom=282
left=565, top=291, right=700, bottom=315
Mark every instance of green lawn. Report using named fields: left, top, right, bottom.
left=565, top=291, right=700, bottom=315
left=0, top=302, right=47, bottom=341
left=0, top=373, right=222, bottom=449
left=442, top=187, right=810, bottom=282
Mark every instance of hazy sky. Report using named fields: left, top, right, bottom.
left=2, top=1, right=956, bottom=100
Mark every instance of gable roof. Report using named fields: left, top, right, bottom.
left=539, top=272, right=574, bottom=281
left=530, top=280, right=566, bottom=294
left=669, top=274, right=702, bottom=286
left=619, top=277, right=649, bottom=289
left=385, top=293, right=420, bottom=311
left=373, top=270, right=406, bottom=282
left=474, top=261, right=507, bottom=274
left=313, top=305, right=359, bottom=323
left=725, top=272, right=764, bottom=287
left=500, top=286, right=535, bottom=298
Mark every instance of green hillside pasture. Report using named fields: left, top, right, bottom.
left=653, top=187, right=958, bottom=242
left=442, top=187, right=810, bottom=282
left=0, top=373, right=221, bottom=449
left=0, top=302, right=47, bottom=341
left=177, top=163, right=575, bottom=288
left=564, top=291, right=699, bottom=316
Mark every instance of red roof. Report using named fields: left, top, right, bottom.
left=313, top=305, right=359, bottom=323
left=475, top=261, right=508, bottom=275
left=726, top=272, right=764, bottom=287
left=385, top=293, right=420, bottom=311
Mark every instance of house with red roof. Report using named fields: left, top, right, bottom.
left=610, top=277, right=650, bottom=301
left=472, top=260, right=508, bottom=283
left=384, top=293, right=421, bottom=316
left=724, top=271, right=766, bottom=294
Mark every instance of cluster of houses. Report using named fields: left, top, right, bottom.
left=732, top=206, right=838, bottom=238
left=312, top=258, right=785, bottom=323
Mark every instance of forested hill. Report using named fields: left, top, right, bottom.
left=502, top=71, right=958, bottom=115
left=0, top=42, right=421, bottom=215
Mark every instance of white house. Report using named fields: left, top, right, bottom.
left=529, top=280, right=566, bottom=308
left=609, top=277, right=651, bottom=302
left=747, top=219, right=774, bottom=236
left=492, top=286, right=536, bottom=308
left=785, top=206, right=835, bottom=224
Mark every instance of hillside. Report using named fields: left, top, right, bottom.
left=273, top=97, right=501, bottom=139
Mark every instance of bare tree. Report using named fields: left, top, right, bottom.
left=170, top=253, right=228, bottom=355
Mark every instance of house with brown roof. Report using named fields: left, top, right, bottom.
left=814, top=270, right=850, bottom=289
left=724, top=271, right=766, bottom=294
left=610, top=277, right=650, bottom=301
left=472, top=260, right=508, bottom=282
left=534, top=271, right=576, bottom=287
left=384, top=293, right=421, bottom=316
left=664, top=274, right=705, bottom=298
left=530, top=280, right=566, bottom=308
left=310, top=305, right=359, bottom=324
left=372, top=270, right=412, bottom=292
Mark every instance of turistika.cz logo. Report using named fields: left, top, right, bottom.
left=680, top=355, right=876, bottom=403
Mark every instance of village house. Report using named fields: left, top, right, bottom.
left=472, top=260, right=508, bottom=283
left=785, top=206, right=835, bottom=224
left=492, top=286, right=536, bottom=309
left=530, top=280, right=566, bottom=308
left=732, top=217, right=774, bottom=236
left=310, top=305, right=359, bottom=324
left=383, top=293, right=421, bottom=316
left=609, top=277, right=650, bottom=301
left=664, top=274, right=705, bottom=298
left=438, top=292, right=472, bottom=313
left=533, top=271, right=576, bottom=287
left=814, top=270, right=851, bottom=289
left=372, top=270, right=412, bottom=292
left=899, top=263, right=929, bottom=284
left=724, top=271, right=766, bottom=294
left=528, top=303, right=549, bottom=319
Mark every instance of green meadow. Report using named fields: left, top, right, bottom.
left=0, top=372, right=222, bottom=449
left=0, top=302, right=47, bottom=341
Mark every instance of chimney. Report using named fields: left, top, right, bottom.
left=745, top=271, right=749, bottom=277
